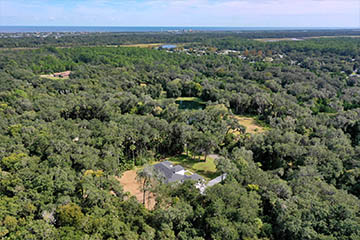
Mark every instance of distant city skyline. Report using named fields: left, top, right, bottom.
left=1, top=0, right=359, bottom=28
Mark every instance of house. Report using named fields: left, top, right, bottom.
left=153, top=161, right=226, bottom=194
left=153, top=161, right=203, bottom=184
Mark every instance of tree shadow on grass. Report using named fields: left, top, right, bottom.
left=167, top=154, right=219, bottom=180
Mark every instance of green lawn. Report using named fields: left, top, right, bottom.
left=167, top=154, right=218, bottom=180
left=175, top=97, right=206, bottom=104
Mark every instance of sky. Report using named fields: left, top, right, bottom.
left=0, top=0, right=359, bottom=28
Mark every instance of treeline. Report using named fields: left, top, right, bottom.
left=196, top=37, right=360, bottom=56
left=0, top=29, right=359, bottom=48
left=0, top=35, right=359, bottom=239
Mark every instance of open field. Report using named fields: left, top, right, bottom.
left=40, top=71, right=71, bottom=80
left=0, top=43, right=169, bottom=51
left=255, top=38, right=304, bottom=42
left=119, top=43, right=185, bottom=48
left=116, top=170, right=156, bottom=210
left=39, top=74, right=69, bottom=80
left=175, top=97, right=206, bottom=104
left=233, top=116, right=266, bottom=134
left=167, top=154, right=218, bottom=180
left=305, top=35, right=360, bottom=39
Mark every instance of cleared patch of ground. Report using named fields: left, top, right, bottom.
left=116, top=153, right=219, bottom=208
left=40, top=71, right=71, bottom=80
left=255, top=38, right=304, bottom=42
left=175, top=97, right=206, bottom=104
left=232, top=116, right=266, bottom=134
left=39, top=75, right=69, bottom=80
left=167, top=154, right=218, bottom=180
left=116, top=170, right=156, bottom=210
left=175, top=97, right=204, bottom=102
left=304, top=35, right=360, bottom=39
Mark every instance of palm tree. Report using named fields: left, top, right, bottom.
left=136, top=165, right=155, bottom=206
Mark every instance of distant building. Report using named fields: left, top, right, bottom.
left=153, top=161, right=203, bottom=184
left=153, top=161, right=226, bottom=194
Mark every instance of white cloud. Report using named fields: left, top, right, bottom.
left=0, top=0, right=358, bottom=27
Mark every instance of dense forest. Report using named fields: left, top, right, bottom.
left=1, top=29, right=360, bottom=48
left=0, top=31, right=360, bottom=239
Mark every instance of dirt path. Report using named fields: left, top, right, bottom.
left=116, top=170, right=156, bottom=210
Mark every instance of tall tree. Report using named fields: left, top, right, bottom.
left=136, top=165, right=157, bottom=206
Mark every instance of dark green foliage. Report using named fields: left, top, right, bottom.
left=0, top=32, right=360, bottom=239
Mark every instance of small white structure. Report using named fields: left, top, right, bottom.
left=196, top=173, right=227, bottom=194
left=173, top=165, right=186, bottom=175
left=206, top=174, right=227, bottom=187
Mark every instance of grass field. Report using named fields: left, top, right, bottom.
left=255, top=38, right=304, bottom=42
left=167, top=154, right=218, bottom=180
left=175, top=97, right=207, bottom=103
left=232, top=115, right=267, bottom=134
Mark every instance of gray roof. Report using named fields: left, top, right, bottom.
left=153, top=162, right=174, bottom=180
left=168, top=174, right=184, bottom=183
left=161, top=161, right=173, bottom=168
left=153, top=161, right=203, bottom=184
left=186, top=173, right=203, bottom=181
left=173, top=165, right=184, bottom=172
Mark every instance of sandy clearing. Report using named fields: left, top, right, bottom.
left=116, top=170, right=156, bottom=210
left=233, top=116, right=265, bottom=134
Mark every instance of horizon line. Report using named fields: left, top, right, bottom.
left=1, top=25, right=359, bottom=29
